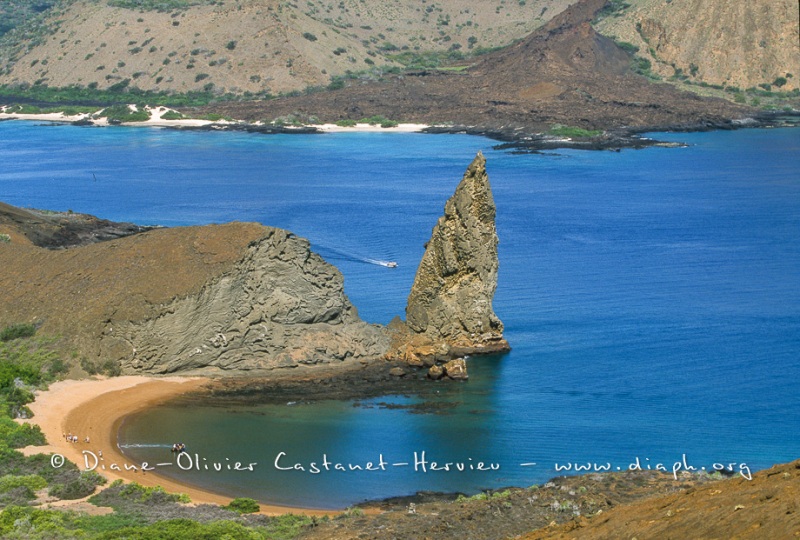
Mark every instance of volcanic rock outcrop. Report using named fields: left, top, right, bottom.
left=119, top=229, right=387, bottom=374
left=390, top=152, right=510, bottom=368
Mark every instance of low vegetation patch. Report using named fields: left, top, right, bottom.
left=549, top=125, right=603, bottom=138
left=99, top=104, right=151, bottom=123
left=359, top=114, right=399, bottom=128
left=0, top=324, right=36, bottom=342
left=0, top=83, right=273, bottom=109
left=225, top=497, right=260, bottom=514
left=594, top=0, right=632, bottom=22
left=160, top=110, right=184, bottom=120
left=1, top=105, right=98, bottom=116
left=106, top=0, right=216, bottom=11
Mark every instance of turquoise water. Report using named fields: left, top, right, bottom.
left=2, top=121, right=799, bottom=508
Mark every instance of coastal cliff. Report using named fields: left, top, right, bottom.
left=0, top=220, right=386, bottom=375
left=389, top=152, right=510, bottom=375
left=118, top=228, right=387, bottom=374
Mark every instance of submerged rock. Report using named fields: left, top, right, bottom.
left=443, top=358, right=468, bottom=380
left=389, top=367, right=406, bottom=377
left=428, top=365, right=445, bottom=380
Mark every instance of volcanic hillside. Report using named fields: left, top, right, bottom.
left=597, top=0, right=799, bottom=93
left=197, top=0, right=752, bottom=133
left=0, top=0, right=575, bottom=95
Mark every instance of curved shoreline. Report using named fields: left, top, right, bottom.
left=3, top=104, right=797, bottom=152
left=20, top=376, right=333, bottom=516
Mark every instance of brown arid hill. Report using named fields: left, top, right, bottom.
left=192, top=0, right=754, bottom=135
left=294, top=459, right=800, bottom=539
left=597, top=0, right=800, bottom=92
left=521, top=459, right=800, bottom=540
left=0, top=0, right=575, bottom=95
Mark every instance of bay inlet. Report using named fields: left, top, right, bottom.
left=1, top=122, right=798, bottom=508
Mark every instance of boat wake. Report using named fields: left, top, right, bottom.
left=314, top=245, right=397, bottom=268
left=363, top=258, right=398, bottom=268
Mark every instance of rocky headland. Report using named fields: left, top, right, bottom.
left=0, top=153, right=506, bottom=379
left=0, top=201, right=150, bottom=249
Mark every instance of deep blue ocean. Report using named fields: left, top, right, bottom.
left=1, top=121, right=798, bottom=509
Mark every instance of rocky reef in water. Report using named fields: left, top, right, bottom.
left=0, top=154, right=507, bottom=377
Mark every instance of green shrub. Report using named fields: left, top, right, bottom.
left=0, top=335, right=61, bottom=392
left=107, top=78, right=131, bottom=92
left=358, top=114, right=398, bottom=127
left=0, top=506, right=75, bottom=537
left=337, top=506, right=364, bottom=519
left=225, top=497, right=259, bottom=514
left=386, top=49, right=464, bottom=69
left=0, top=234, right=9, bottom=244
left=97, top=518, right=278, bottom=538
left=456, top=491, right=488, bottom=502
left=0, top=418, right=45, bottom=448
left=48, top=470, right=106, bottom=500
left=116, top=482, right=188, bottom=504
left=0, top=82, right=273, bottom=109
left=0, top=474, right=47, bottom=494
left=161, top=111, right=184, bottom=120
left=615, top=41, right=639, bottom=54
left=302, top=32, right=317, bottom=41
left=100, top=104, right=151, bottom=123
left=198, top=113, right=224, bottom=121
left=549, top=125, right=603, bottom=138
left=0, top=324, right=36, bottom=342
left=327, top=78, right=345, bottom=90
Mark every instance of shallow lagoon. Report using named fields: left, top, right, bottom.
left=2, top=122, right=799, bottom=508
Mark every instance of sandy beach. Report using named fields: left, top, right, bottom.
left=20, top=376, right=332, bottom=515
left=0, top=104, right=429, bottom=133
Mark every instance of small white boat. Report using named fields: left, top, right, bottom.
left=386, top=261, right=398, bottom=268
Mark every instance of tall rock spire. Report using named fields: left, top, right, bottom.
left=402, top=152, right=509, bottom=358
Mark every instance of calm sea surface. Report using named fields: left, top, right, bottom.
left=1, top=121, right=799, bottom=508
